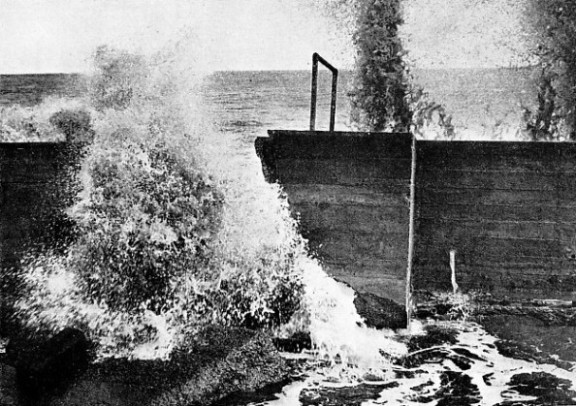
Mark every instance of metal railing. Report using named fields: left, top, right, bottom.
left=310, top=53, right=338, bottom=132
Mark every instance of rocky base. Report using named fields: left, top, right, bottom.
left=283, top=320, right=576, bottom=406
left=299, top=382, right=399, bottom=406
left=480, top=314, right=576, bottom=367
left=494, top=372, right=576, bottom=406
left=1, top=325, right=292, bottom=406
left=4, top=316, right=576, bottom=406
left=353, top=292, right=407, bottom=330
left=6, top=328, right=91, bottom=399
left=0, top=362, right=17, bottom=406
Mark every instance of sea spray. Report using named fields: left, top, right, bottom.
left=0, top=96, right=90, bottom=142
left=15, top=256, right=179, bottom=360
left=197, top=96, right=410, bottom=374
left=12, top=21, right=407, bottom=371
left=302, top=258, right=407, bottom=366
left=13, top=43, right=307, bottom=359
left=276, top=256, right=407, bottom=383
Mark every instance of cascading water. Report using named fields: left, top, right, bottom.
left=275, top=256, right=409, bottom=377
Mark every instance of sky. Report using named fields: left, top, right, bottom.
left=402, top=0, right=528, bottom=68
left=0, top=0, right=527, bottom=74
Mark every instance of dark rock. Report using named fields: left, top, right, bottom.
left=399, top=326, right=469, bottom=369
left=411, top=380, right=434, bottom=393
left=273, top=331, right=312, bottom=353
left=299, top=382, right=399, bottom=406
left=353, top=292, right=407, bottom=330
left=53, top=326, right=293, bottom=406
left=480, top=314, right=576, bottom=369
left=435, top=303, right=452, bottom=316
left=483, top=372, right=494, bottom=386
left=362, top=372, right=387, bottom=382
left=395, top=369, right=425, bottom=379
left=401, top=349, right=446, bottom=369
left=434, top=371, right=481, bottom=406
left=448, top=354, right=473, bottom=370
left=452, top=347, right=485, bottom=362
left=213, top=377, right=296, bottom=406
left=0, top=362, right=18, bottom=405
left=152, top=330, right=291, bottom=406
left=414, top=307, right=436, bottom=319
left=508, top=372, right=576, bottom=405
left=407, top=325, right=459, bottom=352
left=7, top=328, right=90, bottom=398
left=494, top=372, right=576, bottom=405
left=398, top=325, right=459, bottom=368
left=494, top=339, right=574, bottom=371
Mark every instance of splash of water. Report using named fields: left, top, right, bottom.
left=275, top=256, right=408, bottom=383
left=302, top=258, right=406, bottom=366
left=12, top=7, right=410, bottom=373
left=12, top=30, right=313, bottom=363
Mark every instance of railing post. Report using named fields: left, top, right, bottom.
left=310, top=53, right=338, bottom=132
left=310, top=55, right=319, bottom=131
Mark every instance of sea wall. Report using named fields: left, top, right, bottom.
left=0, top=143, right=83, bottom=270
left=4, top=136, right=576, bottom=318
left=256, top=131, right=413, bottom=306
left=413, top=141, right=576, bottom=300
left=257, top=132, right=576, bottom=306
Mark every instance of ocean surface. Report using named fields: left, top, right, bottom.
left=0, top=74, right=88, bottom=106
left=1, top=68, right=538, bottom=142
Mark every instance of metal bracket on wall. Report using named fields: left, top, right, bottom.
left=310, top=52, right=338, bottom=132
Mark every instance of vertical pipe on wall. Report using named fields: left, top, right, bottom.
left=406, top=135, right=417, bottom=327
left=450, top=250, right=459, bottom=294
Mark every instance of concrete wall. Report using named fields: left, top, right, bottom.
left=257, top=134, right=576, bottom=304
left=0, top=143, right=83, bottom=304
left=413, top=141, right=576, bottom=301
left=256, top=131, right=413, bottom=306
left=6, top=137, right=576, bottom=315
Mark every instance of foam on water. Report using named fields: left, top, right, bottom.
left=261, top=321, right=576, bottom=405
left=298, top=257, right=407, bottom=370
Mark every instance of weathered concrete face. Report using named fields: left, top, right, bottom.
left=0, top=142, right=84, bottom=331
left=256, top=133, right=576, bottom=308
left=0, top=143, right=83, bottom=269
left=414, top=141, right=576, bottom=301
left=4, top=136, right=576, bottom=329
left=256, top=131, right=413, bottom=309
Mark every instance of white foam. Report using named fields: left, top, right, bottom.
left=264, top=320, right=576, bottom=405
left=297, top=257, right=407, bottom=371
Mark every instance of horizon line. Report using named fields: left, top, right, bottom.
left=0, top=65, right=538, bottom=76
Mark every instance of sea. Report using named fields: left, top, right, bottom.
left=1, top=68, right=538, bottom=141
